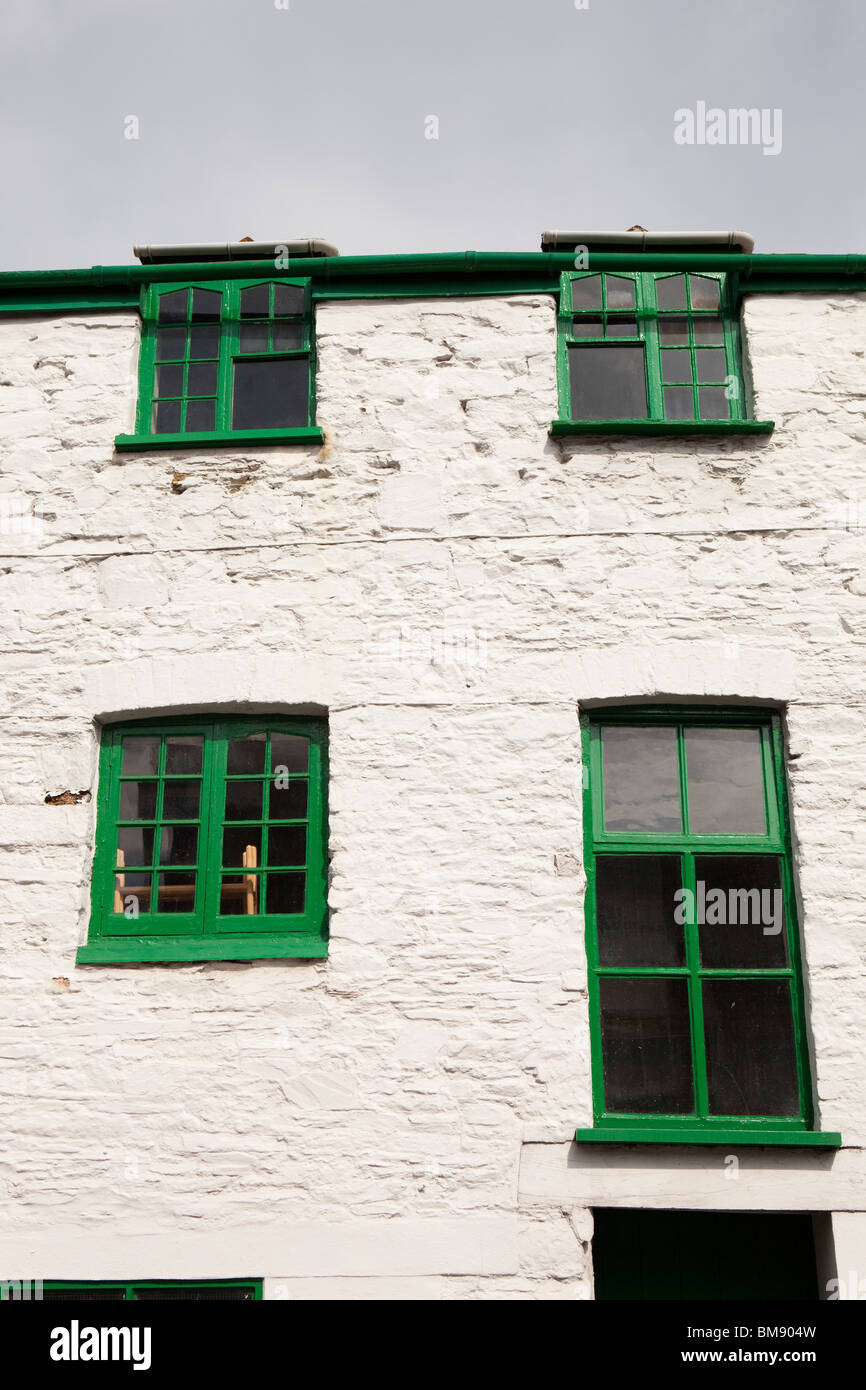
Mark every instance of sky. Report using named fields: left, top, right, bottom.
left=0, top=0, right=863, bottom=270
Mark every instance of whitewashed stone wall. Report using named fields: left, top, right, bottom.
left=0, top=289, right=863, bottom=1298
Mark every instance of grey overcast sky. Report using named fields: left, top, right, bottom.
left=1, top=0, right=862, bottom=270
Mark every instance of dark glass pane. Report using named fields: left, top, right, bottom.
left=156, top=873, right=196, bottom=913
left=571, top=274, right=602, bottom=310
left=695, top=348, right=727, bottom=382
left=188, top=325, right=220, bottom=358
left=159, top=825, right=198, bottom=865
left=601, top=726, right=681, bottom=833
left=154, top=363, right=184, bottom=398
left=596, top=855, right=684, bottom=967
left=222, top=826, right=262, bottom=867
left=268, top=826, right=306, bottom=866
left=685, top=727, right=767, bottom=834
left=165, top=736, right=203, bottom=775
left=664, top=387, right=695, bottom=420
left=117, top=827, right=154, bottom=868
left=689, top=275, right=721, bottom=311
left=273, top=284, right=305, bottom=316
left=134, top=1286, right=256, bottom=1301
left=42, top=1289, right=127, bottom=1301
left=158, top=289, right=188, bottom=323
left=656, top=275, right=687, bottom=311
left=232, top=358, right=308, bottom=430
left=270, top=734, right=309, bottom=774
left=694, top=856, right=787, bottom=968
left=185, top=399, right=216, bottom=432
left=162, top=780, right=201, bottom=820
left=600, top=977, right=693, bottom=1114
left=265, top=874, right=305, bottom=915
left=238, top=322, right=270, bottom=354
left=219, top=874, right=259, bottom=915
left=569, top=315, right=603, bottom=339
left=692, top=316, right=724, bottom=345
left=240, top=284, right=271, bottom=317
left=227, top=733, right=267, bottom=775
left=605, top=275, right=635, bottom=309
left=703, top=979, right=800, bottom=1116
left=568, top=344, right=647, bottom=420
left=153, top=399, right=182, bottom=433
left=155, top=326, right=187, bottom=361
left=605, top=316, right=637, bottom=338
left=273, top=321, right=305, bottom=351
left=224, top=780, right=263, bottom=820
left=658, top=316, right=690, bottom=345
left=119, top=781, right=157, bottom=821
left=114, top=873, right=150, bottom=912
left=699, top=386, right=730, bottom=419
left=191, top=288, right=222, bottom=321
left=122, top=737, right=160, bottom=776
left=187, top=362, right=218, bottom=395
left=269, top=779, right=308, bottom=820
left=661, top=349, right=691, bottom=383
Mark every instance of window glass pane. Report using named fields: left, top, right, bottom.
left=156, top=873, right=196, bottom=913
left=187, top=362, right=218, bottom=396
left=117, top=827, right=154, bottom=867
left=698, top=386, right=730, bottom=419
left=658, top=317, right=690, bottom=345
left=685, top=727, right=766, bottom=834
left=224, top=781, right=263, bottom=820
left=695, top=348, right=727, bottom=381
left=595, top=854, right=685, bottom=967
left=155, top=326, right=187, bottom=361
left=153, top=399, right=182, bottom=434
left=273, top=322, right=305, bottom=351
left=223, top=826, right=262, bottom=867
left=656, top=275, right=687, bottom=311
left=115, top=873, right=150, bottom=912
left=600, top=977, right=693, bottom=1114
left=232, top=358, right=308, bottom=430
left=273, top=284, right=305, bottom=316
left=601, top=726, right=681, bottom=833
left=161, top=781, right=201, bottom=820
left=571, top=274, right=602, bottom=310
left=661, top=349, right=691, bottom=383
left=689, top=275, right=721, bottom=311
left=159, top=825, right=198, bottom=865
left=270, top=734, right=309, bottom=774
left=664, top=387, right=694, bottom=419
left=692, top=317, right=724, bottom=345
left=568, top=344, right=647, bottom=420
left=605, top=317, right=637, bottom=338
left=694, top=855, right=787, bottom=968
left=185, top=399, right=216, bottom=432
left=191, top=288, right=222, bottom=321
left=238, top=322, right=270, bottom=354
left=165, top=736, right=203, bottom=775
left=119, top=781, right=157, bottom=821
left=219, top=874, right=260, bottom=915
left=155, top=363, right=184, bottom=398
left=188, top=325, right=220, bottom=358
left=605, top=275, right=635, bottom=309
left=240, top=284, right=271, bottom=317
left=265, top=874, right=305, bottom=915
left=269, top=780, right=308, bottom=820
left=158, top=290, right=188, bottom=323
left=227, top=733, right=267, bottom=775
left=569, top=315, right=603, bottom=339
left=268, top=826, right=306, bottom=866
left=122, top=738, right=160, bottom=776
left=703, top=979, right=800, bottom=1116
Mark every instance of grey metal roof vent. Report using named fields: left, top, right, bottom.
left=134, top=239, right=339, bottom=264
left=540, top=229, right=755, bottom=254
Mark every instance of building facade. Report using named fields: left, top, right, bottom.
left=0, top=235, right=864, bottom=1300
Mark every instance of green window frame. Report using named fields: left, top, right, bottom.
left=115, top=279, right=324, bottom=451
left=552, top=270, right=774, bottom=436
left=78, top=716, right=328, bottom=964
left=578, top=706, right=840, bottom=1147
left=1, top=1279, right=262, bottom=1300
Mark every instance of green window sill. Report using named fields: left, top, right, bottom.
left=550, top=418, right=775, bottom=437
left=114, top=426, right=325, bottom=452
left=575, top=1127, right=841, bottom=1148
left=77, top=934, right=328, bottom=964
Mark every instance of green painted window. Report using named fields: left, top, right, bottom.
left=116, top=279, right=321, bottom=450
left=1, top=1279, right=262, bottom=1300
left=557, top=271, right=751, bottom=427
left=79, top=717, right=328, bottom=964
left=581, top=708, right=817, bottom=1138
